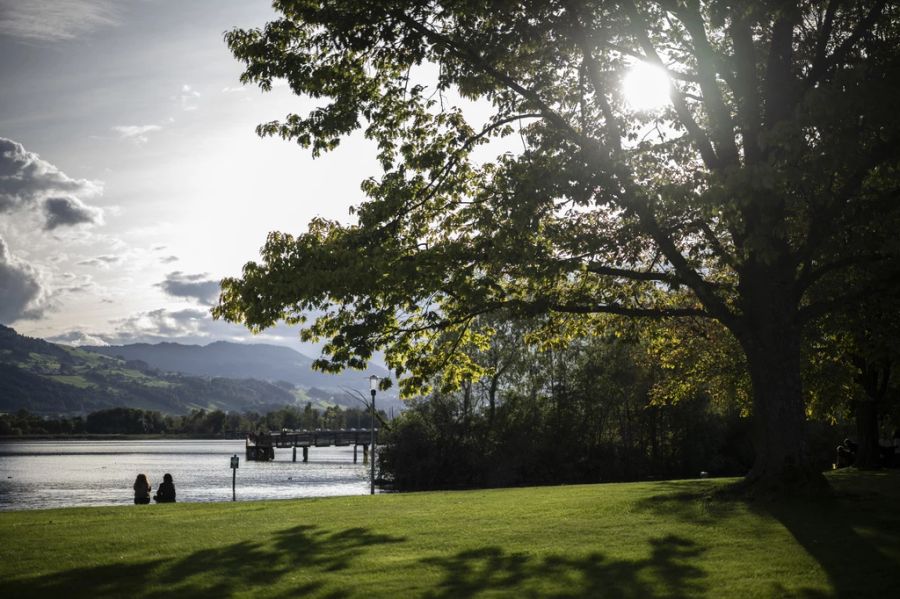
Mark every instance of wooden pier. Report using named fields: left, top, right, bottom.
left=246, top=429, right=379, bottom=463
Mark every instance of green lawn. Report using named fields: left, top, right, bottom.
left=1, top=470, right=898, bottom=598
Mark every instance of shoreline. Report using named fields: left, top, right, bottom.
left=0, top=434, right=244, bottom=441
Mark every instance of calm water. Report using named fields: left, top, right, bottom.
left=0, top=439, right=372, bottom=511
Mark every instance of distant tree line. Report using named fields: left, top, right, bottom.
left=0, top=403, right=373, bottom=437
left=378, top=316, right=874, bottom=491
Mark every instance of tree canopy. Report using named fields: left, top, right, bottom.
left=216, top=1, right=900, bottom=492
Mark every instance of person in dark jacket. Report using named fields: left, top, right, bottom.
left=153, top=473, right=176, bottom=503
left=133, top=473, right=151, bottom=504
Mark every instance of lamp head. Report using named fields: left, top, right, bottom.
left=369, top=375, right=379, bottom=394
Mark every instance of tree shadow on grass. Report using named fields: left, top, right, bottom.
left=0, top=525, right=406, bottom=599
left=633, top=481, right=741, bottom=526
left=422, top=534, right=707, bottom=598
left=634, top=473, right=900, bottom=598
left=758, top=486, right=900, bottom=598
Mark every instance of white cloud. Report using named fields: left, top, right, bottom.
left=76, top=254, right=122, bottom=268
left=47, top=330, right=109, bottom=346
left=177, top=84, right=201, bottom=111
left=0, top=0, right=120, bottom=42
left=111, top=307, right=211, bottom=340
left=52, top=308, right=307, bottom=349
left=112, top=124, right=162, bottom=144
left=0, top=235, right=50, bottom=323
left=0, top=137, right=104, bottom=229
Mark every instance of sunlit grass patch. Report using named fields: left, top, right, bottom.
left=1, top=471, right=898, bottom=597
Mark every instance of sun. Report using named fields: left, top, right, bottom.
left=621, top=61, right=671, bottom=112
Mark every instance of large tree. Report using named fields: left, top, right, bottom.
left=216, top=1, right=900, bottom=493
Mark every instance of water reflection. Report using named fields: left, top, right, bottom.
left=0, top=440, right=370, bottom=511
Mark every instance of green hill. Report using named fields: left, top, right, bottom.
left=0, top=325, right=297, bottom=415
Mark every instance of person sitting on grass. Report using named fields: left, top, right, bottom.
left=836, top=438, right=857, bottom=468
left=154, top=473, right=176, bottom=503
left=133, top=473, right=151, bottom=505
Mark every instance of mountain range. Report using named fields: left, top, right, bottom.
left=0, top=325, right=398, bottom=416
left=83, top=341, right=388, bottom=393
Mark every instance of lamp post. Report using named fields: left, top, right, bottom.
left=369, top=375, right=378, bottom=495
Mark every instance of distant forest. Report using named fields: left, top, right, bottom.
left=0, top=404, right=378, bottom=437
left=376, top=316, right=888, bottom=491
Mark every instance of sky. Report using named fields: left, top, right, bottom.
left=0, top=0, right=381, bottom=354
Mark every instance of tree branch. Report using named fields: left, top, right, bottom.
left=394, top=12, right=614, bottom=170
left=811, top=0, right=840, bottom=81
left=763, top=8, right=800, bottom=128
left=622, top=0, right=721, bottom=171
left=670, top=2, right=740, bottom=166
left=799, top=267, right=900, bottom=324
left=797, top=254, right=891, bottom=296
left=584, top=262, right=680, bottom=285
left=799, top=134, right=900, bottom=266
left=546, top=301, right=706, bottom=319
left=396, top=6, right=735, bottom=328
left=807, top=0, right=888, bottom=85
left=695, top=218, right=739, bottom=271
left=380, top=112, right=542, bottom=230
left=728, top=17, right=762, bottom=167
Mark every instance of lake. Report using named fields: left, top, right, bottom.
left=0, top=439, right=372, bottom=511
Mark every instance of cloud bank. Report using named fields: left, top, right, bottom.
left=157, top=271, right=221, bottom=305
left=0, top=0, right=119, bottom=42
left=0, top=137, right=103, bottom=229
left=0, top=235, right=49, bottom=323
left=48, top=308, right=314, bottom=352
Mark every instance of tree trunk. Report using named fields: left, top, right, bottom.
left=462, top=380, right=472, bottom=439
left=852, top=357, right=890, bottom=469
left=488, top=374, right=498, bottom=427
left=735, top=305, right=827, bottom=494
left=854, top=398, right=880, bottom=468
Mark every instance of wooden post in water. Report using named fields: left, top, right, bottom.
left=293, top=446, right=297, bottom=462
left=303, top=447, right=308, bottom=462
left=353, top=444, right=358, bottom=463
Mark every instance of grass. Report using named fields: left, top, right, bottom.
left=1, top=470, right=898, bottom=598
left=41, top=374, right=95, bottom=388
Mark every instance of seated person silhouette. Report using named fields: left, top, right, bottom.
left=153, top=473, right=177, bottom=503
left=133, top=473, right=151, bottom=505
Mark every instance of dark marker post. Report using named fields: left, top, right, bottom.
left=230, top=454, right=239, bottom=501
left=369, top=375, right=378, bottom=495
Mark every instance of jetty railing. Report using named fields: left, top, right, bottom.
left=246, top=428, right=379, bottom=463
